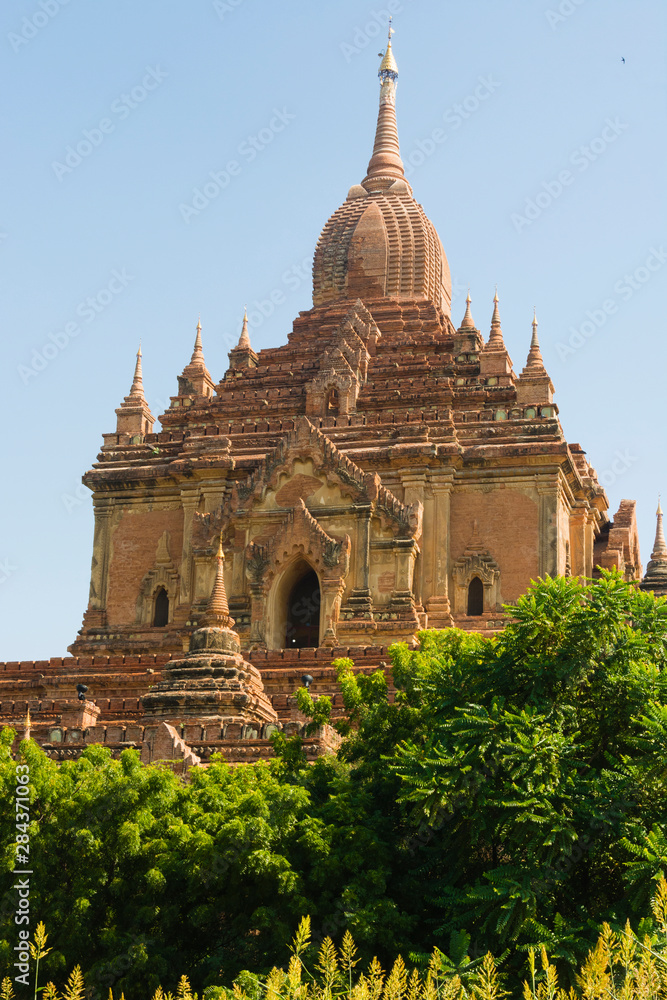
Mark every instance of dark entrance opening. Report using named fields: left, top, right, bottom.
left=285, top=569, right=320, bottom=648
left=153, top=587, right=169, bottom=627
left=467, top=577, right=484, bottom=616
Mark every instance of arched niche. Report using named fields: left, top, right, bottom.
left=153, top=587, right=170, bottom=627
left=452, top=548, right=501, bottom=616
left=266, top=558, right=323, bottom=650
left=467, top=577, right=484, bottom=616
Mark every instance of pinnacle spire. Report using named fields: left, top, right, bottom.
left=201, top=538, right=235, bottom=629
left=178, top=317, right=214, bottom=396
left=521, top=309, right=547, bottom=374
left=129, top=344, right=146, bottom=399
left=640, top=497, right=667, bottom=594
left=226, top=308, right=258, bottom=373
left=115, top=343, right=154, bottom=436
left=651, top=499, right=667, bottom=560
left=362, top=18, right=407, bottom=191
left=460, top=291, right=476, bottom=330
left=487, top=290, right=505, bottom=348
left=192, top=315, right=204, bottom=362
left=237, top=308, right=251, bottom=349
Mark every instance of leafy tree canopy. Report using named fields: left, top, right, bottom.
left=2, top=572, right=667, bottom=995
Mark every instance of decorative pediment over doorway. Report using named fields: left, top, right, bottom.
left=245, top=499, right=351, bottom=649
left=230, top=416, right=421, bottom=540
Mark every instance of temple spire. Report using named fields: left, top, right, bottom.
left=237, top=308, right=251, bottom=349
left=192, top=315, right=204, bottom=362
left=201, top=538, right=235, bottom=629
left=516, top=309, right=554, bottom=405
left=651, top=500, right=667, bottom=560
left=460, top=291, right=475, bottom=330
left=640, top=499, right=667, bottom=595
left=116, top=344, right=154, bottom=436
left=178, top=317, right=215, bottom=397
left=479, top=289, right=514, bottom=379
left=487, top=290, right=505, bottom=348
left=521, top=309, right=547, bottom=374
left=227, top=309, right=258, bottom=372
left=129, top=344, right=146, bottom=399
left=362, top=18, right=408, bottom=192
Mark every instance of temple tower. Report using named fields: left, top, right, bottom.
left=69, top=26, right=634, bottom=663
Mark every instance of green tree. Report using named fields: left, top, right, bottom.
left=3, top=571, right=667, bottom=994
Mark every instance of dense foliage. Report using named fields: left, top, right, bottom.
left=2, top=572, right=667, bottom=997
left=7, top=884, right=667, bottom=1000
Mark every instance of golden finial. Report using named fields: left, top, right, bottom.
left=379, top=16, right=398, bottom=76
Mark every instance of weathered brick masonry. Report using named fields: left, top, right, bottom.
left=5, top=30, right=664, bottom=767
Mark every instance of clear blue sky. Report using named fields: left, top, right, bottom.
left=1, top=0, right=665, bottom=660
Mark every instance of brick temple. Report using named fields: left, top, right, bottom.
left=3, top=30, right=664, bottom=767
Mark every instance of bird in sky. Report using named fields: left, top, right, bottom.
left=622, top=57, right=626, bottom=63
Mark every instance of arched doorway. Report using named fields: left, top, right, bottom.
left=467, top=577, right=483, bottom=616
left=153, top=587, right=169, bottom=626
left=285, top=569, right=321, bottom=648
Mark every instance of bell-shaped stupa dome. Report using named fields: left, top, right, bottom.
left=312, top=24, right=452, bottom=315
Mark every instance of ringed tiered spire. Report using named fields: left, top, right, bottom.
left=192, top=316, right=204, bottom=361
left=362, top=19, right=408, bottom=191
left=516, top=310, right=554, bottom=405
left=479, top=290, right=514, bottom=378
left=640, top=500, right=667, bottom=595
left=178, top=316, right=215, bottom=397
left=129, top=344, right=146, bottom=398
left=201, top=539, right=235, bottom=629
left=237, top=309, right=251, bottom=349
left=227, top=309, right=258, bottom=371
left=460, top=292, right=476, bottom=330
left=115, top=344, right=154, bottom=436
left=487, top=291, right=505, bottom=349
left=521, top=310, right=547, bottom=374
left=652, top=500, right=667, bottom=558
